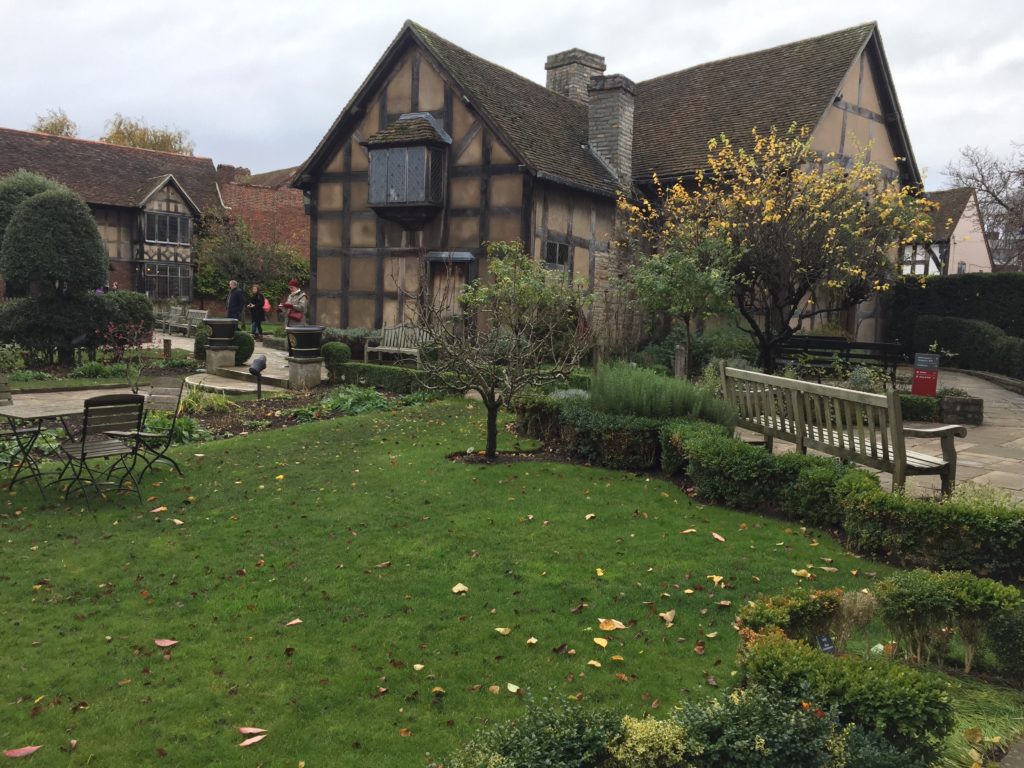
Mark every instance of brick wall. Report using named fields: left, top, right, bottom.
left=221, top=182, right=310, bottom=261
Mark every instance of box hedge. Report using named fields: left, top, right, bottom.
left=741, top=632, right=955, bottom=763
left=332, top=362, right=422, bottom=394
left=557, top=399, right=662, bottom=470
left=914, top=314, right=1024, bottom=379
left=891, top=272, right=1024, bottom=342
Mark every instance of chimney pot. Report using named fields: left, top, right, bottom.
left=545, top=48, right=606, bottom=103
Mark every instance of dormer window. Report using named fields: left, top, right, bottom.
left=362, top=112, right=451, bottom=230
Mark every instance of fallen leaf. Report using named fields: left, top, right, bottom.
left=374, top=561, right=391, bottom=569
left=494, top=627, right=512, bottom=636
left=711, top=532, right=725, bottom=542
left=506, top=683, right=521, bottom=693
left=658, top=609, right=676, bottom=624
left=285, top=618, right=303, bottom=626
left=526, top=637, right=538, bottom=646
left=593, top=637, right=608, bottom=648
left=705, top=673, right=719, bottom=687
left=584, top=513, right=596, bottom=521
left=451, top=583, right=469, bottom=594
left=413, top=664, right=425, bottom=671
left=149, top=505, right=168, bottom=514
left=705, top=631, right=719, bottom=638
left=680, top=528, right=697, bottom=534
left=431, top=686, right=445, bottom=695
left=238, top=727, right=267, bottom=735
left=69, top=740, right=77, bottom=751
left=239, top=734, right=267, bottom=747
left=3, top=746, right=42, bottom=758
left=398, top=728, right=412, bottom=737
left=153, top=639, right=178, bottom=648
left=172, top=519, right=184, bottom=526
left=274, top=475, right=285, bottom=481
left=707, top=575, right=724, bottom=586
left=611, top=654, right=624, bottom=661
left=487, top=685, right=501, bottom=695
left=587, top=659, right=602, bottom=668
left=791, top=569, right=814, bottom=579
left=614, top=672, right=630, bottom=682
left=693, top=641, right=706, bottom=655
left=598, top=618, right=626, bottom=631
left=595, top=568, right=604, bottom=577
left=717, top=600, right=732, bottom=608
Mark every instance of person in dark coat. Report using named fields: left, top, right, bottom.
left=247, top=283, right=266, bottom=340
left=226, top=279, right=245, bottom=323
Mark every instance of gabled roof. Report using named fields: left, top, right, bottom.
left=295, top=20, right=620, bottom=197
left=245, top=166, right=300, bottom=188
left=925, top=187, right=975, bottom=241
left=635, top=23, right=884, bottom=181
left=0, top=127, right=223, bottom=211
left=296, top=20, right=921, bottom=196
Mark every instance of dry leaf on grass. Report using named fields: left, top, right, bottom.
left=239, top=734, right=267, bottom=747
left=598, top=618, right=626, bottom=631
left=285, top=618, right=303, bottom=626
left=451, top=583, right=469, bottom=594
left=494, top=627, right=512, bottom=636
left=238, top=727, right=266, bottom=735
left=3, top=746, right=42, bottom=758
left=593, top=637, right=608, bottom=648
left=153, top=639, right=178, bottom=648
left=711, top=532, right=725, bottom=542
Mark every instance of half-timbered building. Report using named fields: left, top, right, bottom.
left=0, top=128, right=223, bottom=300
left=902, top=187, right=994, bottom=276
left=294, top=20, right=922, bottom=340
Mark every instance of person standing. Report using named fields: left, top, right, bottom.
left=280, top=279, right=308, bottom=327
left=226, top=279, right=245, bottom=325
left=247, top=283, right=266, bottom=340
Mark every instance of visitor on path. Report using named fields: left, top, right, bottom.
left=226, top=279, right=245, bottom=324
left=280, top=279, right=308, bottom=327
left=280, top=278, right=309, bottom=358
left=247, top=283, right=267, bottom=340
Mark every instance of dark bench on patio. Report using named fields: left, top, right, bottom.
left=776, top=336, right=905, bottom=382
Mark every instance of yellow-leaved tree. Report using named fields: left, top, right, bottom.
left=621, top=125, right=936, bottom=371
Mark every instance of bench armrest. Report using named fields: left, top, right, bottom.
left=904, top=424, right=966, bottom=469
left=903, top=425, right=968, bottom=439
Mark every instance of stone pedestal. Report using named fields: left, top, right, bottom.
left=205, top=346, right=238, bottom=373
left=288, top=356, right=323, bottom=390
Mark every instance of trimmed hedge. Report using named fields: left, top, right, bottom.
left=664, top=425, right=1024, bottom=580
left=742, top=632, right=955, bottom=763
left=557, top=399, right=662, bottom=470
left=736, top=588, right=844, bottom=644
left=659, top=418, right=730, bottom=475
left=915, top=314, right=1024, bottom=379
left=892, top=272, right=1024, bottom=342
left=899, top=393, right=939, bottom=422
left=332, top=362, right=422, bottom=394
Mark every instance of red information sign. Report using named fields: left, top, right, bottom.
left=911, top=353, right=940, bottom=397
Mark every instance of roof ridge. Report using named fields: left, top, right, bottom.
left=0, top=126, right=211, bottom=161
left=638, top=21, right=876, bottom=87
left=405, top=20, right=580, bottom=109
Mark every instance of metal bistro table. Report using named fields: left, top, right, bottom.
left=0, top=399, right=87, bottom=496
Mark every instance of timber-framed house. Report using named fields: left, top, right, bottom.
left=294, top=20, right=922, bottom=341
left=0, top=128, right=223, bottom=301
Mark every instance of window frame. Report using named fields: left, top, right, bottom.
left=368, top=145, right=442, bottom=206
left=543, top=240, right=571, bottom=272
left=145, top=212, right=192, bottom=246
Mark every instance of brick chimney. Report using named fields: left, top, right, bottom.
left=587, top=74, right=636, bottom=188
left=545, top=48, right=606, bottom=103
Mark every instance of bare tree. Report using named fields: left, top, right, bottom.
left=945, top=144, right=1024, bottom=267
left=414, top=242, right=592, bottom=459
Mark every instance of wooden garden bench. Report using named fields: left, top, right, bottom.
left=158, top=306, right=185, bottom=334
left=364, top=324, right=428, bottom=366
left=719, top=364, right=967, bottom=494
left=776, top=336, right=905, bottom=383
left=168, top=309, right=208, bottom=337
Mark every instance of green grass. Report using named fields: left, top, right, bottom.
left=1, top=400, right=1020, bottom=766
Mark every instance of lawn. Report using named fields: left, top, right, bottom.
left=1, top=399, right=1020, bottom=766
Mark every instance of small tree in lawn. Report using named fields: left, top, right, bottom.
left=621, top=125, right=936, bottom=371
left=417, top=241, right=592, bottom=459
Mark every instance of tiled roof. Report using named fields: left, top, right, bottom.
left=298, top=21, right=910, bottom=197
left=925, top=187, right=974, bottom=241
left=245, top=166, right=300, bottom=188
left=407, top=22, right=618, bottom=195
left=633, top=23, right=875, bottom=181
left=364, top=113, right=451, bottom=146
left=0, top=128, right=223, bottom=211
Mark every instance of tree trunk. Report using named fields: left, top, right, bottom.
left=485, top=401, right=500, bottom=459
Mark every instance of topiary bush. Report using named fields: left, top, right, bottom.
left=193, top=327, right=209, bottom=361
left=0, top=188, right=107, bottom=296
left=232, top=331, right=254, bottom=365
left=557, top=399, right=662, bottom=470
left=0, top=293, right=106, bottom=365
left=0, top=170, right=66, bottom=241
left=321, top=341, right=352, bottom=382
left=442, top=695, right=622, bottom=768
left=100, top=290, right=156, bottom=334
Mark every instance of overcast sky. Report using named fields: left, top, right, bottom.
left=1, top=0, right=1021, bottom=188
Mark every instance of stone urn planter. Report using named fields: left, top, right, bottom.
left=203, top=317, right=240, bottom=348
left=287, top=326, right=325, bottom=359
left=939, top=395, right=984, bottom=426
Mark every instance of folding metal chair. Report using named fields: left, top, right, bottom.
left=54, top=394, right=145, bottom=501
left=0, top=374, right=46, bottom=496
left=134, top=380, right=186, bottom=479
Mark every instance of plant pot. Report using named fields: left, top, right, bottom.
left=204, top=318, right=240, bottom=348
left=287, top=326, right=325, bottom=359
